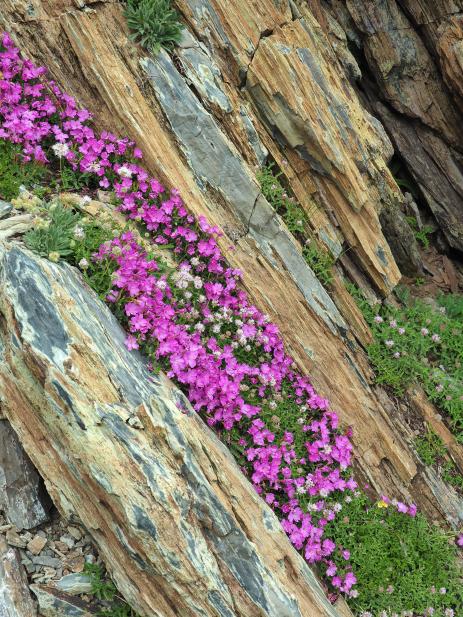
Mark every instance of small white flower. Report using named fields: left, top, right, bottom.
left=73, top=225, right=85, bottom=240
left=86, top=162, right=101, bottom=173
left=52, top=142, right=69, bottom=158
left=117, top=165, right=133, bottom=178
left=78, top=258, right=89, bottom=269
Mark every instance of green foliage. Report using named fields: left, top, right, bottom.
left=350, top=285, right=463, bottom=443
left=415, top=426, right=447, bottom=467
left=83, top=563, right=139, bottom=617
left=405, top=216, right=434, bottom=249
left=55, top=166, right=95, bottom=191
left=303, top=242, right=335, bottom=286
left=70, top=220, right=120, bottom=300
left=258, top=162, right=306, bottom=234
left=125, top=0, right=184, bottom=54
left=0, top=139, right=47, bottom=201
left=415, top=425, right=463, bottom=491
left=258, top=163, right=335, bottom=286
left=24, top=201, right=118, bottom=299
left=325, top=493, right=463, bottom=616
left=438, top=293, right=463, bottom=320
left=24, top=202, right=81, bottom=258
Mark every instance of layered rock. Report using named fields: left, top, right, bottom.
left=1, top=0, right=461, bottom=531
left=0, top=535, right=37, bottom=617
left=324, top=0, right=463, bottom=252
left=0, top=420, right=50, bottom=530
left=0, top=243, right=339, bottom=617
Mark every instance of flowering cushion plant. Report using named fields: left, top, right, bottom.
left=1, top=32, right=462, bottom=616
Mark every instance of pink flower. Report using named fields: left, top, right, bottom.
left=374, top=315, right=383, bottom=323
left=125, top=335, right=139, bottom=350
left=396, top=502, right=408, bottom=514
left=421, top=328, right=429, bottom=336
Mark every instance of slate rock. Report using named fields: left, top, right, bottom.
left=0, top=420, right=50, bottom=530
left=56, top=573, right=93, bottom=595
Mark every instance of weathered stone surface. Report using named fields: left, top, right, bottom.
left=344, top=0, right=462, bottom=149
left=30, top=585, right=95, bottom=617
left=0, top=243, right=339, bottom=617
left=0, top=535, right=37, bottom=617
left=398, top=1, right=463, bottom=64
left=375, top=102, right=463, bottom=252
left=0, top=214, right=34, bottom=240
left=245, top=17, right=401, bottom=294
left=141, top=52, right=347, bottom=337
left=437, top=14, right=463, bottom=106
left=56, top=573, right=93, bottom=595
left=330, top=1, right=463, bottom=252
left=0, top=420, right=50, bottom=530
left=1, top=0, right=461, bottom=530
left=379, top=202, right=423, bottom=277
left=0, top=202, right=12, bottom=220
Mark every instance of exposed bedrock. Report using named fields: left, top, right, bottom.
left=0, top=243, right=340, bottom=617
left=1, top=0, right=462, bottom=532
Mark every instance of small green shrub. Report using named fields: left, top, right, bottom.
left=258, top=162, right=306, bottom=234
left=24, top=202, right=81, bottom=258
left=83, top=563, right=139, bottom=617
left=24, top=200, right=118, bottom=299
left=405, top=216, right=434, bottom=249
left=0, top=139, right=47, bottom=201
left=125, top=0, right=184, bottom=54
left=324, top=493, right=463, bottom=616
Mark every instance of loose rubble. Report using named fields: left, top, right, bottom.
left=0, top=509, right=113, bottom=616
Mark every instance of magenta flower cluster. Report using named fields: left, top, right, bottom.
left=0, top=32, right=427, bottom=599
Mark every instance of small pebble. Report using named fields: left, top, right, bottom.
left=27, top=535, right=47, bottom=555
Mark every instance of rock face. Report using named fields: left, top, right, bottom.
left=0, top=420, right=50, bottom=530
left=30, top=584, right=96, bottom=617
left=325, top=0, right=463, bottom=252
left=0, top=243, right=339, bottom=617
left=0, top=0, right=461, bottom=532
left=0, top=535, right=37, bottom=617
